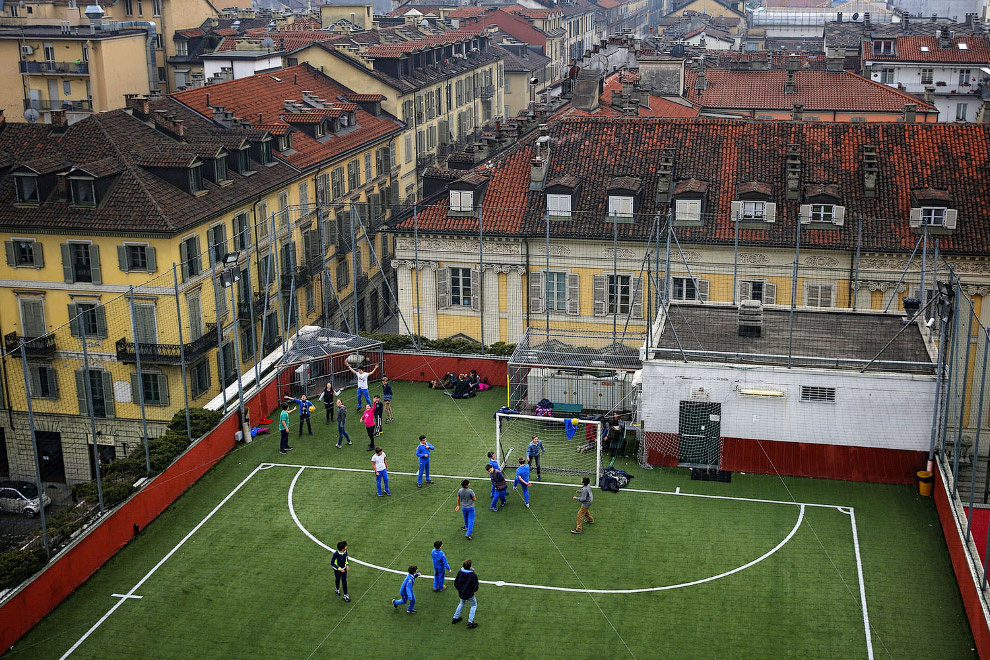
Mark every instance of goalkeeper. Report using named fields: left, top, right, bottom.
left=513, top=457, right=532, bottom=508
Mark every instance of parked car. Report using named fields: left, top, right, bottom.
left=0, top=480, right=51, bottom=518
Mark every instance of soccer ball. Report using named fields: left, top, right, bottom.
left=309, top=404, right=316, bottom=412
left=570, top=418, right=579, bottom=425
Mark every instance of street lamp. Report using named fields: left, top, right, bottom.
left=219, top=251, right=248, bottom=437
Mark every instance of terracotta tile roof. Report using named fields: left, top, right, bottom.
left=597, top=0, right=622, bottom=8
left=423, top=166, right=461, bottom=181
left=282, top=17, right=323, bottom=31
left=392, top=116, right=990, bottom=255
left=177, top=28, right=206, bottom=38
left=255, top=122, right=291, bottom=135
left=214, top=28, right=238, bottom=36
left=673, top=177, right=708, bottom=194
left=343, top=93, right=387, bottom=102
left=565, top=71, right=701, bottom=118
left=0, top=111, right=292, bottom=235
left=363, top=30, right=486, bottom=58
left=864, top=35, right=990, bottom=63
left=511, top=7, right=563, bottom=18
left=168, top=64, right=404, bottom=171
left=449, top=6, right=491, bottom=18
left=682, top=69, right=937, bottom=113
left=215, top=30, right=338, bottom=52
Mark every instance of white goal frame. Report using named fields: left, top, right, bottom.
left=495, top=413, right=603, bottom=487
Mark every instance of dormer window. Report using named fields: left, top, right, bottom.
left=799, top=185, right=845, bottom=227
left=14, top=174, right=40, bottom=204
left=921, top=207, right=945, bottom=226
left=547, top=193, right=572, bottom=220
left=189, top=164, right=203, bottom=194
left=675, top=199, right=700, bottom=224
left=909, top=205, right=957, bottom=230
left=278, top=134, right=292, bottom=152
left=873, top=39, right=894, bottom=55
left=315, top=122, right=326, bottom=139
left=237, top=148, right=250, bottom=173
left=70, top=177, right=96, bottom=207
left=811, top=204, right=834, bottom=223
left=214, top=157, right=228, bottom=183
left=256, top=140, right=273, bottom=165
left=732, top=199, right=777, bottom=224
left=450, top=190, right=473, bottom=212
left=608, top=195, right=633, bottom=221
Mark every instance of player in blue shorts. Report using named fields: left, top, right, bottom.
left=392, top=565, right=421, bottom=613
left=486, top=451, right=499, bottom=500
left=513, top=456, right=532, bottom=508
left=431, top=540, right=451, bottom=591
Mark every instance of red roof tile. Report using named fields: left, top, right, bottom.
left=393, top=116, right=990, bottom=256
left=344, top=93, right=387, bottom=102
left=565, top=72, right=701, bottom=118
left=683, top=69, right=937, bottom=113
left=169, top=64, right=403, bottom=171
left=510, top=7, right=563, bottom=18
left=215, top=30, right=339, bottom=52
left=864, top=35, right=990, bottom=63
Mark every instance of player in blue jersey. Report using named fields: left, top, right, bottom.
left=513, top=457, right=532, bottom=508
left=431, top=540, right=451, bottom=591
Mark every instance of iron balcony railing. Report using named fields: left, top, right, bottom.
left=23, top=98, right=93, bottom=112
left=4, top=332, right=56, bottom=358
left=20, top=61, right=89, bottom=75
left=115, top=323, right=218, bottom=364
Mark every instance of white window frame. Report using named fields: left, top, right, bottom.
left=607, top=274, right=632, bottom=315
left=671, top=276, right=708, bottom=302
left=675, top=199, right=700, bottom=224
left=921, top=206, right=946, bottom=226
left=810, top=204, right=834, bottom=223
left=879, top=67, right=895, bottom=84
left=921, top=68, right=933, bottom=84
left=741, top=201, right=765, bottom=221
left=738, top=279, right=776, bottom=304
left=449, top=190, right=473, bottom=212
left=545, top=271, right=568, bottom=311
left=959, top=68, right=972, bottom=85
left=608, top=195, right=633, bottom=218
left=956, top=103, right=969, bottom=122
left=450, top=267, right=472, bottom=306
left=547, top=193, right=572, bottom=218
left=804, top=281, right=835, bottom=308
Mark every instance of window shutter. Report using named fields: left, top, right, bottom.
left=799, top=204, right=812, bottom=225
left=436, top=267, right=449, bottom=309
left=146, top=246, right=157, bottom=273
left=4, top=241, right=15, bottom=266
left=698, top=279, right=710, bottom=302
left=567, top=273, right=580, bottom=315
left=89, top=245, right=101, bottom=284
left=909, top=208, right=923, bottom=228
left=632, top=276, right=644, bottom=318
left=46, top=368, right=57, bottom=398
left=832, top=206, right=846, bottom=226
left=68, top=303, right=80, bottom=336
left=470, top=269, right=481, bottom=311
left=61, top=243, right=74, bottom=283
left=158, top=374, right=170, bottom=407
left=529, top=270, right=544, bottom=314
left=944, top=209, right=958, bottom=230
left=29, top=366, right=42, bottom=395
left=179, top=239, right=190, bottom=280
left=118, top=245, right=129, bottom=272
left=22, top=299, right=45, bottom=337
left=763, top=202, right=777, bottom=224
left=136, top=305, right=156, bottom=344
left=764, top=282, right=777, bottom=304
left=131, top=373, right=142, bottom=405
left=730, top=201, right=741, bottom=222
left=102, top=371, right=115, bottom=417
left=738, top=281, right=751, bottom=302
left=95, top=305, right=107, bottom=338
left=593, top=274, right=606, bottom=316
left=75, top=369, right=87, bottom=414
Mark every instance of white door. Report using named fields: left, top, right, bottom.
left=47, top=80, right=59, bottom=104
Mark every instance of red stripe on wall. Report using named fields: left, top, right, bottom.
left=935, top=465, right=990, bottom=659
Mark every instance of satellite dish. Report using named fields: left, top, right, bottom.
left=262, top=36, right=275, bottom=50
left=852, top=12, right=859, bottom=21
left=23, top=108, right=40, bottom=123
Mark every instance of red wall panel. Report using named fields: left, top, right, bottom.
left=381, top=352, right=509, bottom=387
left=935, top=465, right=990, bottom=659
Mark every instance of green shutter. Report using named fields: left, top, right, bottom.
left=102, top=371, right=115, bottom=418
left=61, top=243, right=74, bottom=283
left=46, top=368, right=57, bottom=399
left=89, top=244, right=101, bottom=284
left=131, top=372, right=142, bottom=405
left=75, top=369, right=87, bottom=414
left=4, top=241, right=15, bottom=266
left=29, top=366, right=42, bottom=397
left=68, top=303, right=80, bottom=337
left=179, top=239, right=190, bottom=281
left=118, top=245, right=129, bottom=272
left=33, top=243, right=43, bottom=268
left=146, top=246, right=157, bottom=273
left=95, top=305, right=107, bottom=338
left=158, top=374, right=170, bottom=407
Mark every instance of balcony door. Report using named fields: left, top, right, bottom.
left=47, top=79, right=59, bottom=105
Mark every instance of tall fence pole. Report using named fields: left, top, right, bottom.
left=966, top=331, right=988, bottom=526
left=787, top=215, right=802, bottom=368
left=951, top=297, right=975, bottom=497
left=227, top=279, right=246, bottom=423
left=852, top=214, right=863, bottom=311
left=127, top=286, right=151, bottom=472
left=479, top=206, right=485, bottom=354
left=612, top=210, right=618, bottom=343
left=19, top=339, right=49, bottom=556
left=413, top=201, right=421, bottom=347
left=78, top=318, right=104, bottom=514
left=941, top=278, right=961, bottom=464
left=545, top=209, right=551, bottom=333
left=732, top=209, right=740, bottom=305
left=211, top=256, right=229, bottom=412
left=172, top=264, right=193, bottom=442
left=350, top=204, right=359, bottom=333
left=245, top=238, right=261, bottom=388
left=920, top=223, right=928, bottom=314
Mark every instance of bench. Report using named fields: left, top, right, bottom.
left=552, top=402, right=584, bottom=415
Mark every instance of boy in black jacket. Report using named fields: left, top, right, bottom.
left=451, top=559, right=480, bottom=628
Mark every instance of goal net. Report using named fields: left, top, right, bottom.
left=495, top=413, right=604, bottom=486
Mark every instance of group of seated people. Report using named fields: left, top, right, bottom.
left=428, top=370, right=490, bottom=398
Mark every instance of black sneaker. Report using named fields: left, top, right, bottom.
left=407, top=609, right=417, bottom=614
left=286, top=446, right=294, bottom=451
left=335, top=589, right=340, bottom=596
left=342, top=595, right=350, bottom=602
left=279, top=450, right=288, bottom=454
left=461, top=526, right=467, bottom=531
left=466, top=534, right=473, bottom=540
left=417, top=484, right=422, bottom=489
left=452, top=617, right=462, bottom=624
left=467, top=622, right=478, bottom=629
left=392, top=600, right=398, bottom=608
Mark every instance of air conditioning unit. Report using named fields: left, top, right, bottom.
left=20, top=45, right=34, bottom=55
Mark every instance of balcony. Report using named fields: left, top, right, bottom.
left=115, top=323, right=217, bottom=365
left=4, top=332, right=56, bottom=358
left=20, top=60, right=89, bottom=75
left=23, top=98, right=93, bottom=112
left=480, top=84, right=495, bottom=99
left=263, top=334, right=283, bottom=354
left=281, top=265, right=311, bottom=291
left=416, top=153, right=436, bottom=169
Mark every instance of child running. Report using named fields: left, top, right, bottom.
left=392, top=566, right=421, bottom=613
left=431, top=540, right=451, bottom=591
left=513, top=456, right=532, bottom=508
left=331, top=541, right=350, bottom=602
left=487, top=464, right=508, bottom=511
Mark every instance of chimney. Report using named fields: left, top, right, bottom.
left=694, top=67, right=707, bottom=90
left=124, top=94, right=150, bottom=119
left=862, top=144, right=878, bottom=198
left=836, top=11, right=842, bottom=22
left=737, top=299, right=763, bottom=338
left=153, top=110, right=185, bottom=139
left=49, top=109, right=68, bottom=132
left=966, top=13, right=974, bottom=28
left=791, top=103, right=804, bottom=121
left=923, top=85, right=935, bottom=103
left=655, top=149, right=675, bottom=203
left=529, top=125, right=551, bottom=190
left=903, top=103, right=917, bottom=123
left=939, top=27, right=953, bottom=48
left=785, top=70, right=796, bottom=93
left=785, top=144, right=801, bottom=200
left=863, top=12, right=871, bottom=31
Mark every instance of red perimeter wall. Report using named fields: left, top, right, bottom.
left=643, top=433, right=926, bottom=485
left=935, top=464, right=990, bottom=659
left=382, top=352, right=509, bottom=386
left=0, top=375, right=283, bottom=653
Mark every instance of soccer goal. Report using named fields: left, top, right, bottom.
left=495, top=413, right=604, bottom=486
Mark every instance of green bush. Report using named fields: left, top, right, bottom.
left=359, top=333, right=515, bottom=357
left=44, top=507, right=87, bottom=546
left=169, top=408, right=222, bottom=439
left=0, top=548, right=48, bottom=590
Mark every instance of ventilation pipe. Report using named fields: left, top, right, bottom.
left=116, top=21, right=160, bottom=92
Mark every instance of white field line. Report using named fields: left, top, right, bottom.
left=846, top=507, right=875, bottom=660
left=59, top=464, right=267, bottom=660
left=287, top=465, right=807, bottom=594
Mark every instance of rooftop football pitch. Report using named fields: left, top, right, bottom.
left=3, top=383, right=977, bottom=660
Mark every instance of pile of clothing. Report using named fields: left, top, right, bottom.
left=599, top=467, right=634, bottom=493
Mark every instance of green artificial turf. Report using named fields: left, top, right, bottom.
left=3, top=382, right=978, bottom=659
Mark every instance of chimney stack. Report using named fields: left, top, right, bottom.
left=695, top=67, right=707, bottom=90
left=939, top=26, right=953, bottom=48
left=49, top=109, right=68, bottom=132
left=903, top=103, right=917, bottom=123
left=836, top=11, right=842, bottom=22
left=966, top=13, right=974, bottom=28
left=124, top=94, right=150, bottom=118
left=923, top=85, right=935, bottom=103
left=791, top=103, right=804, bottom=121
left=863, top=12, right=871, bottom=31
left=785, top=69, right=796, bottom=93
left=785, top=144, right=801, bottom=200
left=655, top=149, right=675, bottom=203
left=862, top=144, right=878, bottom=198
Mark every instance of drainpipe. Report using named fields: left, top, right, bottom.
left=115, top=21, right=159, bottom=93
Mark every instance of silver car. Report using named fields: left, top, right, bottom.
left=0, top=480, right=52, bottom=518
